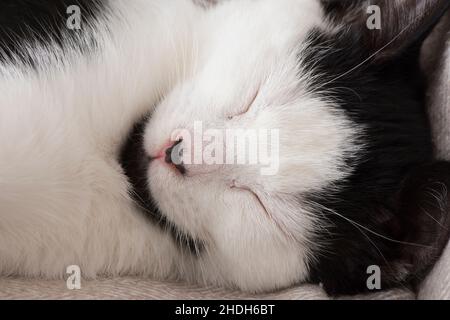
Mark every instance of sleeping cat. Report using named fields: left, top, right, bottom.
left=1, top=0, right=450, bottom=296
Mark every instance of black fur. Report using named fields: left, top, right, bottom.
left=0, top=0, right=104, bottom=64
left=304, top=2, right=450, bottom=295
left=119, top=116, right=204, bottom=256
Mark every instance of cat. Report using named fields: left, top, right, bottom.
left=1, top=0, right=450, bottom=296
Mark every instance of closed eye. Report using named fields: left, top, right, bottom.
left=230, top=181, right=292, bottom=238
left=227, top=89, right=259, bottom=120
left=230, top=181, right=270, bottom=218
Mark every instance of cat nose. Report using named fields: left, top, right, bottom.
left=164, top=139, right=186, bottom=174
left=164, top=139, right=182, bottom=164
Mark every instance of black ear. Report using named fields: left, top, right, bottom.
left=322, top=0, right=450, bottom=62
left=389, top=161, right=450, bottom=287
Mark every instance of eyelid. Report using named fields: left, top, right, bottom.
left=230, top=181, right=291, bottom=238
left=227, top=89, right=259, bottom=120
left=230, top=181, right=271, bottom=218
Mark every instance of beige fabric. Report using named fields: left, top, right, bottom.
left=418, top=13, right=450, bottom=301
left=0, top=277, right=413, bottom=300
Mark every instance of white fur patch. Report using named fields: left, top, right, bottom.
left=0, top=0, right=201, bottom=280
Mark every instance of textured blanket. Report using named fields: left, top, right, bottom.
left=418, top=11, right=450, bottom=300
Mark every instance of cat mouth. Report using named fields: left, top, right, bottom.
left=119, top=116, right=204, bottom=256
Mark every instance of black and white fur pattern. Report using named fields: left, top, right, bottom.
left=1, top=0, right=450, bottom=296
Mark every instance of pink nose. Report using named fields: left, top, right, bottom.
left=164, top=140, right=183, bottom=164
left=155, top=140, right=185, bottom=174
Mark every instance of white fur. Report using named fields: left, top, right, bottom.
left=0, top=0, right=360, bottom=292
left=0, top=0, right=200, bottom=281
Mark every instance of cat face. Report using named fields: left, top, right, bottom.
left=142, top=0, right=357, bottom=291
left=123, top=0, right=450, bottom=294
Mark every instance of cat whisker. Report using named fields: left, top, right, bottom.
left=319, top=204, right=432, bottom=249
left=311, top=21, right=415, bottom=93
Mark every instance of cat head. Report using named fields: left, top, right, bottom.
left=121, top=0, right=450, bottom=294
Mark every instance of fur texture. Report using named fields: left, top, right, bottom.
left=1, top=0, right=450, bottom=295
left=0, top=0, right=202, bottom=283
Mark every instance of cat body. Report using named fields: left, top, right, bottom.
left=0, top=0, right=200, bottom=282
left=1, top=0, right=450, bottom=295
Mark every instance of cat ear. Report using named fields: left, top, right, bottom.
left=322, top=0, right=450, bottom=62
left=389, top=161, right=450, bottom=287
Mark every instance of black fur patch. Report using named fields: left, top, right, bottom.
left=300, top=26, right=448, bottom=295
left=119, top=116, right=204, bottom=256
left=0, top=0, right=104, bottom=64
